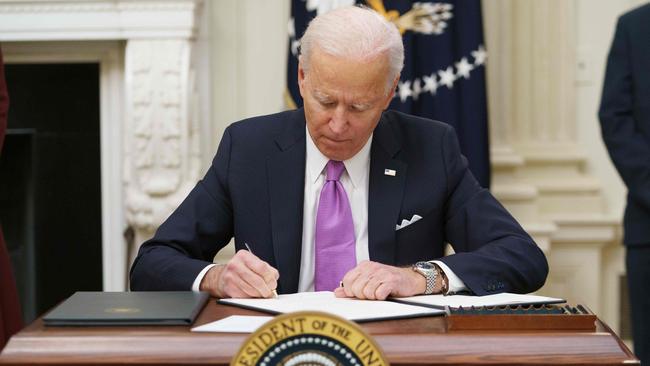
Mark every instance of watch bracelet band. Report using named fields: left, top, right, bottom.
left=412, top=262, right=447, bottom=295
left=424, top=267, right=436, bottom=295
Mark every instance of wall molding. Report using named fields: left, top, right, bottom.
left=0, top=0, right=201, bottom=41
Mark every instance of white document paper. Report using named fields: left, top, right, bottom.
left=393, top=292, right=565, bottom=309
left=191, top=315, right=273, bottom=333
left=218, top=291, right=444, bottom=322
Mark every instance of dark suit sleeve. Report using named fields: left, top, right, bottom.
left=599, top=16, right=650, bottom=211
left=130, top=127, right=235, bottom=291
left=437, top=127, right=548, bottom=295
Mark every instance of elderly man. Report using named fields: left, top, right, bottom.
left=130, top=6, right=547, bottom=300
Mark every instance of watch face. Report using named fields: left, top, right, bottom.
left=416, top=261, right=435, bottom=270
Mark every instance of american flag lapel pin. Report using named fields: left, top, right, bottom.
left=384, top=169, right=396, bottom=176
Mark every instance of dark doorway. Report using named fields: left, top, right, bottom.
left=0, top=63, right=102, bottom=324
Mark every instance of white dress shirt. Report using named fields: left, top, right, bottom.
left=298, top=127, right=466, bottom=293
left=193, top=127, right=467, bottom=294
left=297, top=127, right=372, bottom=292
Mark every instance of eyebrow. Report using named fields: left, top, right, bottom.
left=313, top=90, right=332, bottom=101
left=352, top=101, right=373, bottom=110
left=313, top=90, right=374, bottom=109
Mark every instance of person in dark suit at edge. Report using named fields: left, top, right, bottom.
left=599, top=3, right=650, bottom=364
left=130, top=6, right=548, bottom=300
left=0, top=46, right=24, bottom=350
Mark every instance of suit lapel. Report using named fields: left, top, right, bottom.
left=368, top=114, right=407, bottom=266
left=267, top=111, right=306, bottom=294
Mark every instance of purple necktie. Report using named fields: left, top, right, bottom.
left=314, top=160, right=356, bottom=291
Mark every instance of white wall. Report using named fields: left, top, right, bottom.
left=209, top=0, right=291, bottom=154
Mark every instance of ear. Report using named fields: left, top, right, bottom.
left=382, top=74, right=400, bottom=109
left=297, top=57, right=306, bottom=98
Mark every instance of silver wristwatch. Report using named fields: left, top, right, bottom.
left=412, top=261, right=438, bottom=295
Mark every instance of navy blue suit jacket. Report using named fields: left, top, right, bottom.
left=130, top=109, right=548, bottom=295
left=599, top=3, right=650, bottom=246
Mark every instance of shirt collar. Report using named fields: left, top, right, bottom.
left=305, top=126, right=372, bottom=188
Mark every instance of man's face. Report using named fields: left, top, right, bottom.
left=298, top=48, right=397, bottom=161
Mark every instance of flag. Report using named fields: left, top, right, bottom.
left=287, top=0, right=490, bottom=188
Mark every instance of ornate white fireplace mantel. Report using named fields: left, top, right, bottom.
left=0, top=0, right=200, bottom=40
left=0, top=0, right=206, bottom=291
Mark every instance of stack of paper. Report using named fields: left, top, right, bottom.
left=218, top=291, right=445, bottom=322
left=393, top=292, right=565, bottom=309
left=199, top=292, right=565, bottom=333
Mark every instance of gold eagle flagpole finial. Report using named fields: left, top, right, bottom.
left=365, top=0, right=453, bottom=35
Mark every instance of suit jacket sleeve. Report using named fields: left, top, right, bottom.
left=598, top=16, right=650, bottom=211
left=437, top=127, right=548, bottom=295
left=130, top=127, right=235, bottom=291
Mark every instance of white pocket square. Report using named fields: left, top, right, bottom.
left=395, top=214, right=423, bottom=231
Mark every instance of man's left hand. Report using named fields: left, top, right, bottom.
left=333, top=260, right=425, bottom=300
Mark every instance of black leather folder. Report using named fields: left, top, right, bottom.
left=43, top=291, right=210, bottom=326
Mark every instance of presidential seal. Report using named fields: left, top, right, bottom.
left=104, top=307, right=140, bottom=314
left=231, top=311, right=388, bottom=366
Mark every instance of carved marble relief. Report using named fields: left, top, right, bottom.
left=124, top=39, right=201, bottom=256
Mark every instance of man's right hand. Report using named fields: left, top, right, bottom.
left=200, top=250, right=279, bottom=298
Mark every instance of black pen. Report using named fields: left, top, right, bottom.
left=244, top=243, right=279, bottom=298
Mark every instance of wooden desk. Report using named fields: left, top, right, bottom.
left=0, top=299, right=639, bottom=365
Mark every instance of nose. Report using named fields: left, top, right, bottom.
left=329, top=105, right=348, bottom=135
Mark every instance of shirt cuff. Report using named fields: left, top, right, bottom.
left=191, top=263, right=218, bottom=292
left=431, top=260, right=467, bottom=295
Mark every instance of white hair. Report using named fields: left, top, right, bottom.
left=299, top=5, right=404, bottom=93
